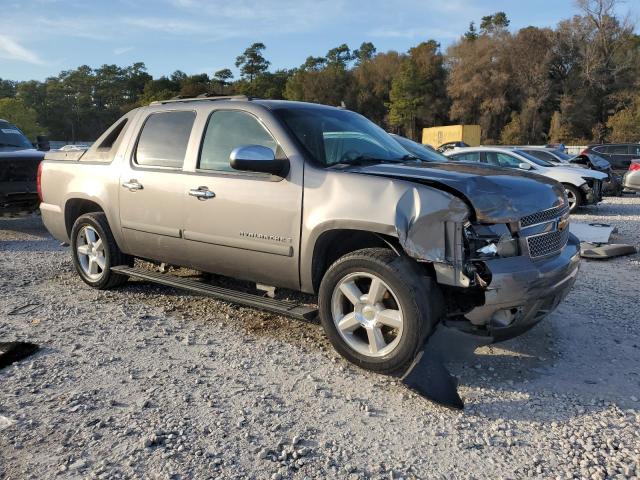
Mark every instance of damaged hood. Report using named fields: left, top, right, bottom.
left=349, top=161, right=566, bottom=223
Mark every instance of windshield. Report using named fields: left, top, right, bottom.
left=274, top=107, right=411, bottom=166
left=551, top=150, right=573, bottom=161
left=514, top=149, right=555, bottom=167
left=392, top=135, right=448, bottom=162
left=0, top=121, right=33, bottom=150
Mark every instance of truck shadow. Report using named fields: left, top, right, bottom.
left=0, top=215, right=50, bottom=239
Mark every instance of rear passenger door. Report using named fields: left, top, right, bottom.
left=118, top=109, right=196, bottom=266
left=180, top=109, right=303, bottom=290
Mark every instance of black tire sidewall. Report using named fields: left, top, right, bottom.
left=318, top=249, right=437, bottom=376
left=70, top=213, right=118, bottom=289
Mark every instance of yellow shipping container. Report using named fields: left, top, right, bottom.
left=422, top=125, right=481, bottom=148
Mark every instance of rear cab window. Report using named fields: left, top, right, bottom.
left=135, top=111, right=196, bottom=168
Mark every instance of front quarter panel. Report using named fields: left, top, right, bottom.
left=300, top=166, right=470, bottom=292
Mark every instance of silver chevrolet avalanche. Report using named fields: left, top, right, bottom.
left=39, top=97, right=580, bottom=375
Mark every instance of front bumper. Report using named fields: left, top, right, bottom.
left=581, top=180, right=603, bottom=205
left=462, top=233, right=580, bottom=341
left=603, top=172, right=623, bottom=195
left=0, top=191, right=40, bottom=217
left=623, top=171, right=640, bottom=192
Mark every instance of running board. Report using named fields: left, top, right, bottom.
left=111, top=266, right=318, bottom=321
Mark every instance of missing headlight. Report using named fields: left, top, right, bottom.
left=465, top=223, right=519, bottom=259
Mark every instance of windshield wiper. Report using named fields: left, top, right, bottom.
left=330, top=155, right=420, bottom=168
left=0, top=142, right=26, bottom=148
left=329, top=156, right=402, bottom=167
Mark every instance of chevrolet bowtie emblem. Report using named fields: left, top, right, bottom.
left=558, top=217, right=569, bottom=231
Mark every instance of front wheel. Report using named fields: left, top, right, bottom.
left=564, top=184, right=583, bottom=213
left=318, top=248, right=443, bottom=376
left=71, top=212, right=132, bottom=289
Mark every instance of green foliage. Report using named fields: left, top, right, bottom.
left=387, top=41, right=449, bottom=140
left=500, top=112, right=522, bottom=144
left=464, top=22, right=478, bottom=41
left=235, top=43, right=270, bottom=82
left=0, top=97, right=44, bottom=139
left=607, top=93, right=640, bottom=142
left=480, top=12, right=510, bottom=34
left=1, top=5, right=638, bottom=145
left=353, top=42, right=377, bottom=65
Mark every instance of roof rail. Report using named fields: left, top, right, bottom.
left=150, top=95, right=255, bottom=105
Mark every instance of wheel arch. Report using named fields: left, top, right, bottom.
left=64, top=198, right=106, bottom=238
left=309, top=228, right=403, bottom=294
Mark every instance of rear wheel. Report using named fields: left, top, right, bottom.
left=71, top=212, right=132, bottom=289
left=318, top=248, right=443, bottom=376
left=564, top=184, right=582, bottom=213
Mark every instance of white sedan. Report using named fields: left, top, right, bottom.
left=445, top=146, right=608, bottom=212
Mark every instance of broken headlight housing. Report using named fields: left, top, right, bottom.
left=464, top=223, right=519, bottom=259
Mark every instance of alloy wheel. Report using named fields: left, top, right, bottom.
left=76, top=226, right=106, bottom=280
left=330, top=272, right=404, bottom=358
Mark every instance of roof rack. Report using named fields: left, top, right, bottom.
left=150, top=95, right=255, bottom=105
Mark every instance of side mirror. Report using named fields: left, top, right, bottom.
left=518, top=162, right=532, bottom=170
left=36, top=135, right=50, bottom=151
left=230, top=145, right=289, bottom=176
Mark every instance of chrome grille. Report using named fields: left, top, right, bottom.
left=527, top=228, right=570, bottom=258
left=520, top=204, right=570, bottom=228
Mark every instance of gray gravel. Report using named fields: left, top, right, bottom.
left=1, top=195, right=639, bottom=479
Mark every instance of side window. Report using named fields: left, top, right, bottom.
left=527, top=150, right=553, bottom=162
left=631, top=145, right=640, bottom=157
left=199, top=110, right=278, bottom=172
left=450, top=152, right=481, bottom=163
left=97, top=118, right=128, bottom=151
left=135, top=111, right=195, bottom=168
left=486, top=152, right=522, bottom=168
left=609, top=145, right=629, bottom=155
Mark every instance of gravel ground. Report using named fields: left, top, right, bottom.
left=1, top=196, right=639, bottom=479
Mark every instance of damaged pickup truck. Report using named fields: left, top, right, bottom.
left=39, top=97, right=580, bottom=375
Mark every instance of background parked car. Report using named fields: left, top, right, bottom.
left=518, top=147, right=622, bottom=196
left=623, top=160, right=640, bottom=193
left=582, top=144, right=640, bottom=173
left=437, top=141, right=469, bottom=153
left=0, top=119, right=47, bottom=216
left=445, top=146, right=607, bottom=212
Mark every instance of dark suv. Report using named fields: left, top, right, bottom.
left=582, top=144, right=640, bottom=173
left=0, top=119, right=47, bottom=216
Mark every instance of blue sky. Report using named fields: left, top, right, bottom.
left=0, top=0, right=637, bottom=81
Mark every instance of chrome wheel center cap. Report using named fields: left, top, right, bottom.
left=362, top=306, right=377, bottom=321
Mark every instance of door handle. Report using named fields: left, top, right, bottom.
left=122, top=180, right=143, bottom=191
left=189, top=186, right=215, bottom=200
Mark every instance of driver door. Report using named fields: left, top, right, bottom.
left=181, top=109, right=302, bottom=290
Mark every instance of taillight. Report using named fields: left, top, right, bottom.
left=36, top=162, right=43, bottom=202
left=629, top=162, right=640, bottom=172
left=580, top=148, right=589, bottom=156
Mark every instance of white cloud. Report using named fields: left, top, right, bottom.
left=114, top=46, right=134, bottom=55
left=0, top=34, right=45, bottom=65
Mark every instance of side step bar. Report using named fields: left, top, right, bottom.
left=111, top=266, right=318, bottom=321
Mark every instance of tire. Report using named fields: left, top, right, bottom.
left=564, top=184, right=582, bottom=213
left=318, top=248, right=443, bottom=376
left=70, top=212, right=132, bottom=289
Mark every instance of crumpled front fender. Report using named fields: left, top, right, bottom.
left=394, top=187, right=471, bottom=286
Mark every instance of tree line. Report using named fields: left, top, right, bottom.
left=0, top=0, right=638, bottom=144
